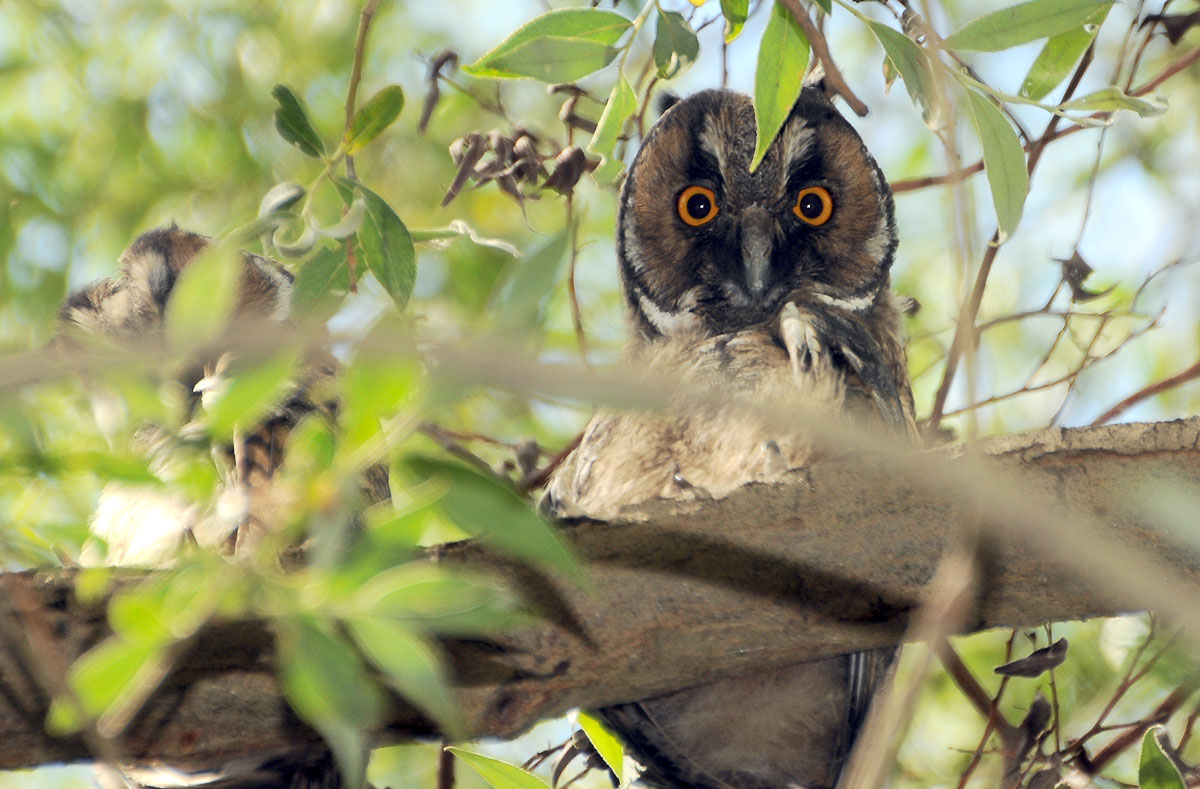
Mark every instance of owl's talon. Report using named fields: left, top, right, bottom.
left=665, top=463, right=713, bottom=500
left=780, top=302, right=827, bottom=381
left=761, top=439, right=788, bottom=475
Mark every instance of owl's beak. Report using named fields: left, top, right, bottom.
left=741, top=206, right=775, bottom=300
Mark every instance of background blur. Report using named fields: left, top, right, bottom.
left=2, top=0, right=1199, bottom=786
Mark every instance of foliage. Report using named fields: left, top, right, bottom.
left=2, top=0, right=1200, bottom=788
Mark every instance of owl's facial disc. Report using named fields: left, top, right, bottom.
left=618, top=88, right=897, bottom=341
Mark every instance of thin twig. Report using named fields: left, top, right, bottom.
left=343, top=0, right=382, bottom=182
left=778, top=0, right=869, bottom=116
left=1091, top=359, right=1200, bottom=425
left=565, top=197, right=591, bottom=367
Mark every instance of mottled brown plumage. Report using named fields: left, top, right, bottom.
left=547, top=88, right=915, bottom=788
left=59, top=226, right=378, bottom=787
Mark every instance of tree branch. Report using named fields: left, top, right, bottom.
left=2, top=419, right=1200, bottom=771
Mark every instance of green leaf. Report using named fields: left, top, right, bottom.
left=1139, top=727, right=1186, bottom=789
left=341, top=179, right=416, bottom=309
left=813, top=0, right=832, bottom=14
left=203, top=351, right=299, bottom=440
left=345, top=616, right=464, bottom=737
left=164, top=244, right=240, bottom=348
left=292, top=245, right=351, bottom=318
left=942, top=0, right=1114, bottom=52
left=464, top=9, right=631, bottom=82
left=47, top=637, right=165, bottom=734
left=751, top=1, right=810, bottom=172
left=447, top=748, right=550, bottom=789
left=271, top=84, right=325, bottom=158
left=343, top=85, right=404, bottom=156
left=340, top=351, right=420, bottom=452
left=1020, top=24, right=1100, bottom=100
left=108, top=584, right=172, bottom=647
left=587, top=77, right=636, bottom=185
left=719, top=0, right=750, bottom=42
left=869, top=22, right=938, bottom=123
left=490, top=229, right=569, bottom=331
left=577, top=711, right=624, bottom=778
left=276, top=615, right=383, bottom=788
left=1060, top=87, right=1168, bottom=117
left=354, top=564, right=522, bottom=635
left=405, top=456, right=582, bottom=582
left=965, top=88, right=1028, bottom=241
left=653, top=8, right=699, bottom=79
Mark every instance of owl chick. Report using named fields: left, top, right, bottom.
left=546, top=88, right=915, bottom=788
left=57, top=225, right=347, bottom=565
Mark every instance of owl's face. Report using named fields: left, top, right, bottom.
left=618, top=88, right=897, bottom=340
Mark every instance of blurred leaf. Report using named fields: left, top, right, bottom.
left=343, top=85, right=405, bottom=156
left=653, top=8, right=699, bottom=79
left=1020, top=22, right=1102, bottom=100
left=942, top=0, right=1114, bottom=52
left=577, top=711, right=624, bottom=778
left=813, top=0, right=832, bottom=14
left=259, top=182, right=306, bottom=217
left=869, top=22, right=938, bottom=124
left=994, top=637, right=1068, bottom=677
left=108, top=583, right=172, bottom=647
left=965, top=88, right=1028, bottom=241
left=292, top=245, right=351, bottom=318
left=47, top=637, right=165, bottom=734
left=405, top=456, right=582, bottom=582
left=719, top=0, right=749, bottom=41
left=164, top=244, right=240, bottom=349
left=587, top=78, right=636, bottom=185
left=1139, top=727, right=1186, bottom=789
left=341, top=352, right=420, bottom=452
left=490, top=229, right=569, bottom=331
left=354, top=564, right=522, bottom=635
left=464, top=9, right=630, bottom=82
left=203, top=351, right=299, bottom=440
left=447, top=748, right=551, bottom=789
left=71, top=451, right=160, bottom=485
left=276, top=615, right=383, bottom=788
left=341, top=180, right=416, bottom=309
left=345, top=616, right=464, bottom=737
left=1060, top=87, right=1168, bottom=117
left=272, top=84, right=326, bottom=158
left=752, top=2, right=810, bottom=172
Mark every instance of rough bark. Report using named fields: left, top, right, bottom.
left=1, top=417, right=1199, bottom=771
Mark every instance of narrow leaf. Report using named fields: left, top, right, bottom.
left=942, top=0, right=1114, bottom=52
left=271, top=84, right=325, bottom=158
left=343, top=85, right=405, bottom=155
left=966, top=88, right=1029, bottom=241
left=586, top=78, right=636, bottom=185
left=1060, top=87, right=1168, bottom=117
left=576, top=711, right=625, bottom=777
left=354, top=564, right=522, bottom=635
left=447, top=748, right=551, bottom=789
left=719, top=0, right=750, bottom=42
left=1020, top=25, right=1099, bottom=100
left=341, top=179, right=416, bottom=309
left=751, top=2, right=810, bottom=172
left=292, top=245, right=351, bottom=318
left=490, top=229, right=569, bottom=330
left=46, top=638, right=164, bottom=734
left=345, top=616, right=464, bottom=737
left=164, top=244, right=240, bottom=348
left=203, top=350, right=299, bottom=440
left=464, top=9, right=631, bottom=81
left=276, top=616, right=383, bottom=788
left=405, top=456, right=582, bottom=582
left=653, top=8, right=700, bottom=79
left=869, top=22, right=939, bottom=124
left=1139, top=727, right=1186, bottom=789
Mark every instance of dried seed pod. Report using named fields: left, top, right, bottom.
left=542, top=146, right=588, bottom=195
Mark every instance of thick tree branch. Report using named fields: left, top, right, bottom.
left=1, top=419, right=1200, bottom=771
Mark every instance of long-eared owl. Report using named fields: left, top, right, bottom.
left=546, top=88, right=915, bottom=788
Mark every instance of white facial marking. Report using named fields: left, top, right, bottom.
left=699, top=115, right=727, bottom=177
left=813, top=289, right=878, bottom=313
left=637, top=287, right=700, bottom=336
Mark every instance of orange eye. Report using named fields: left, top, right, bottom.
left=793, top=186, right=833, bottom=226
left=677, top=185, right=719, bottom=226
